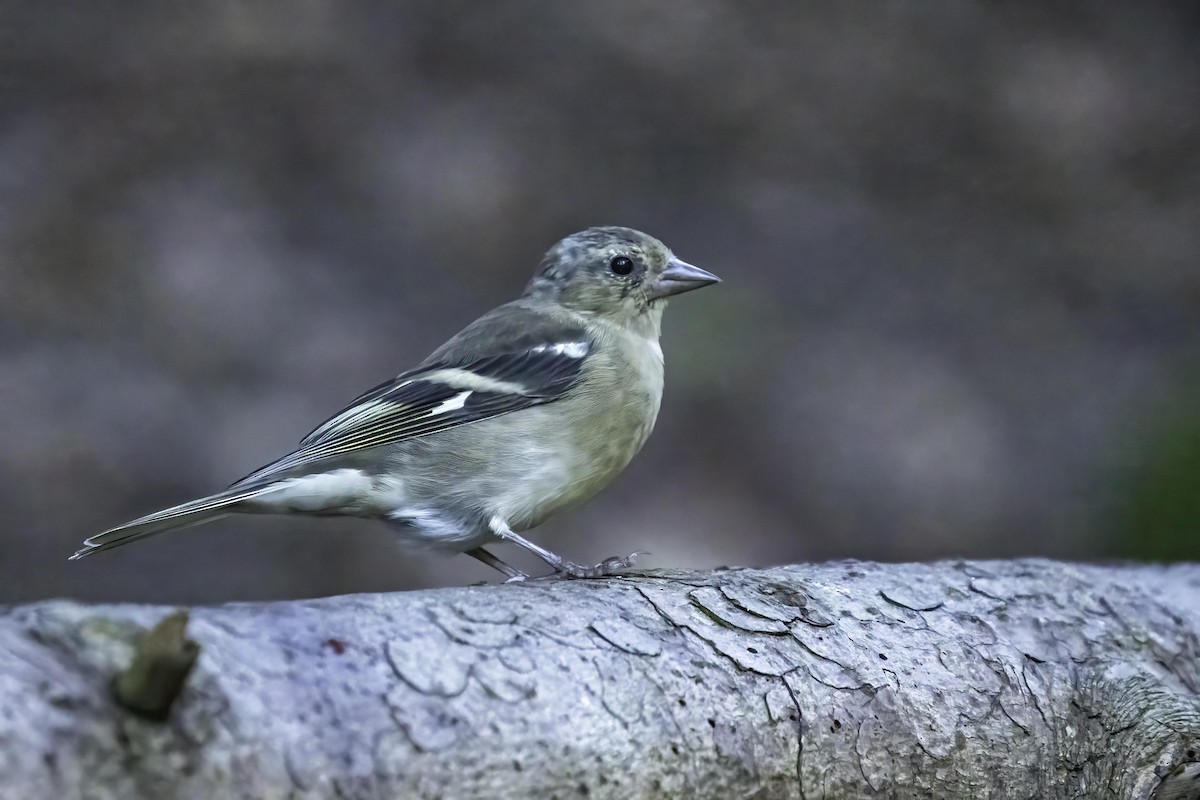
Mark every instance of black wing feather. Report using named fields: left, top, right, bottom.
left=229, top=338, right=591, bottom=486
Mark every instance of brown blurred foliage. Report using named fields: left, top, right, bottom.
left=1, top=3, right=1198, bottom=603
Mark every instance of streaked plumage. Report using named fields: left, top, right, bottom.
left=71, top=226, right=719, bottom=580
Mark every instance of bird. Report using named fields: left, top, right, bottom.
left=71, top=226, right=720, bottom=580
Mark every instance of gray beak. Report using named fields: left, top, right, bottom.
left=647, top=258, right=721, bottom=301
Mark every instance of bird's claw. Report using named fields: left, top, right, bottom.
left=556, top=551, right=648, bottom=579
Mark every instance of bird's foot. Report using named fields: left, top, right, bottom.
left=555, top=551, right=648, bottom=579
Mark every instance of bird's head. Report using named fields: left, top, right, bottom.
left=525, top=227, right=719, bottom=324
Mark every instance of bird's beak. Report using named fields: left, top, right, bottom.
left=647, top=258, right=721, bottom=301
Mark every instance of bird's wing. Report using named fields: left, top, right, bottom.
left=229, top=321, right=593, bottom=486
left=299, top=343, right=590, bottom=451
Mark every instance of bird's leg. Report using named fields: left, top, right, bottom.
left=487, top=516, right=643, bottom=579
left=466, top=546, right=528, bottom=583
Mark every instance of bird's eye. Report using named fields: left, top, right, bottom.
left=609, top=256, right=634, bottom=276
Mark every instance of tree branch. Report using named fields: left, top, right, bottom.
left=3, top=560, right=1200, bottom=799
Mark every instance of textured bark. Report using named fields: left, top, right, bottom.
left=3, top=560, right=1200, bottom=799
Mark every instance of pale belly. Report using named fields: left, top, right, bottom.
left=469, top=386, right=661, bottom=531
left=378, top=328, right=665, bottom=548
left=378, top=386, right=659, bottom=543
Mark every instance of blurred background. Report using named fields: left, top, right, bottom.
left=2, top=2, right=1198, bottom=604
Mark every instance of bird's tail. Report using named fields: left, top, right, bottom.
left=70, top=483, right=279, bottom=560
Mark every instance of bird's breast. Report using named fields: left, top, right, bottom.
left=508, top=334, right=664, bottom=528
left=385, top=332, right=667, bottom=534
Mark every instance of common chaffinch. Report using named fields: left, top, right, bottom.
left=72, top=226, right=720, bottom=580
